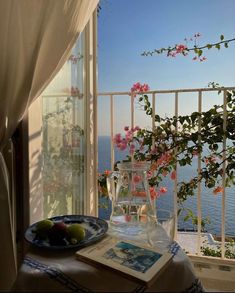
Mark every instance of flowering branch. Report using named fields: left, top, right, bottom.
left=98, top=82, right=235, bottom=230
left=141, top=33, right=235, bottom=61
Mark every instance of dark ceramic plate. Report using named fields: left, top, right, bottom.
left=25, top=215, right=108, bottom=250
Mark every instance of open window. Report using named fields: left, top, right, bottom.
left=28, top=13, right=98, bottom=225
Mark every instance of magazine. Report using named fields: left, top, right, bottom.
left=76, top=236, right=173, bottom=287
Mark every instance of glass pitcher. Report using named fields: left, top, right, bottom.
left=106, top=161, right=156, bottom=237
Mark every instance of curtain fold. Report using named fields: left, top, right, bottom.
left=0, top=0, right=98, bottom=290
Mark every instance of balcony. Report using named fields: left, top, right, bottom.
left=97, top=86, right=235, bottom=291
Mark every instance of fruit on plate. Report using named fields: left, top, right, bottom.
left=67, top=223, right=85, bottom=244
left=48, top=221, right=68, bottom=245
left=35, top=219, right=54, bottom=239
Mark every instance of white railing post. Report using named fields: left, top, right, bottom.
left=110, top=95, right=115, bottom=171
left=151, top=93, right=156, bottom=135
left=173, top=92, right=178, bottom=241
left=151, top=93, right=156, bottom=155
left=131, top=93, right=135, bottom=162
left=131, top=93, right=135, bottom=130
left=221, top=90, right=227, bottom=258
left=197, top=91, right=202, bottom=255
left=151, top=93, right=156, bottom=215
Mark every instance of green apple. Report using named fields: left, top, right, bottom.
left=35, top=219, right=54, bottom=239
left=67, top=224, right=85, bottom=244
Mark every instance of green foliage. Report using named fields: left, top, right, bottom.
left=135, top=87, right=235, bottom=202
left=201, top=240, right=235, bottom=259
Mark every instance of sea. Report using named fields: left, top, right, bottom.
left=98, top=136, right=235, bottom=237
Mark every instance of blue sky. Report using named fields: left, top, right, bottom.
left=97, top=0, right=235, bottom=135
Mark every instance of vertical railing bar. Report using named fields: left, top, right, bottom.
left=152, top=93, right=156, bottom=216
left=173, top=92, right=178, bottom=241
left=110, top=94, right=116, bottom=204
left=131, top=93, right=134, bottom=130
left=131, top=93, right=135, bottom=161
left=221, top=90, right=227, bottom=258
left=110, top=95, right=115, bottom=171
left=197, top=91, right=202, bottom=255
left=152, top=93, right=156, bottom=136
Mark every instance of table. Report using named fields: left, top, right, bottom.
left=11, top=224, right=205, bottom=292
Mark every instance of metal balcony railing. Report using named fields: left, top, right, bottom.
left=98, top=86, right=235, bottom=259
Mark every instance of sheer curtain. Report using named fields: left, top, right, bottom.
left=0, top=0, right=98, bottom=290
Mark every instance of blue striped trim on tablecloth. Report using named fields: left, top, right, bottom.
left=168, top=241, right=181, bottom=256
left=24, top=256, right=145, bottom=292
left=24, top=256, right=93, bottom=292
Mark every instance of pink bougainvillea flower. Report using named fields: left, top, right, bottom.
left=149, top=187, right=159, bottom=200
left=170, top=170, right=176, bottom=180
left=129, top=143, right=136, bottom=155
left=213, top=186, right=223, bottom=195
left=125, top=131, right=133, bottom=142
left=147, top=170, right=153, bottom=179
left=141, top=83, right=150, bottom=92
left=133, top=174, right=142, bottom=183
left=113, top=133, right=122, bottom=144
left=159, top=187, right=167, bottom=194
left=157, top=151, right=172, bottom=167
left=175, top=44, right=187, bottom=54
left=204, top=158, right=209, bottom=164
left=205, top=156, right=217, bottom=165
left=119, top=142, right=127, bottom=151
left=192, top=56, right=198, bottom=61
left=131, top=82, right=150, bottom=95
left=104, top=170, right=112, bottom=176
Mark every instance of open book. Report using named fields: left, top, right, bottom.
left=76, top=236, right=173, bottom=287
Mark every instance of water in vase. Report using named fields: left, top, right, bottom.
left=107, top=162, right=156, bottom=237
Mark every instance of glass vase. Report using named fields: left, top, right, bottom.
left=106, top=161, right=156, bottom=238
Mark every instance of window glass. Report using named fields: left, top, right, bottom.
left=29, top=33, right=86, bottom=222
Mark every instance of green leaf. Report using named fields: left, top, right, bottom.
left=224, top=42, right=228, bottom=48
left=155, top=115, right=160, bottom=122
left=198, top=49, right=203, bottom=57
left=207, top=44, right=212, bottom=49
left=220, top=35, right=224, bottom=41
left=216, top=44, right=221, bottom=50
left=183, top=215, right=190, bottom=222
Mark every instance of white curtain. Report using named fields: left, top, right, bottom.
left=0, top=0, right=98, bottom=290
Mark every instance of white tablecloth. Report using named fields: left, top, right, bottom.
left=11, top=224, right=204, bottom=292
